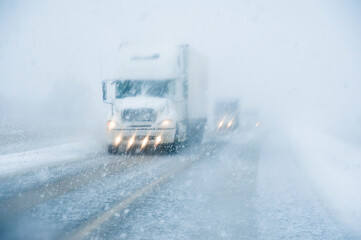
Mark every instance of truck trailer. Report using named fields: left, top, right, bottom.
left=102, top=45, right=207, bottom=154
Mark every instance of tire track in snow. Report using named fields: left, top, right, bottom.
left=0, top=154, right=156, bottom=217
left=65, top=144, right=215, bottom=240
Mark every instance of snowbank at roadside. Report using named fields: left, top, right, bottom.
left=0, top=141, right=101, bottom=178
left=289, top=126, right=361, bottom=235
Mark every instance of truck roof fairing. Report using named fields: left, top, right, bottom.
left=103, top=78, right=177, bottom=82
left=112, top=45, right=187, bottom=80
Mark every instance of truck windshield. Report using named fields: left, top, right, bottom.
left=215, top=102, right=238, bottom=115
left=115, top=80, right=174, bottom=99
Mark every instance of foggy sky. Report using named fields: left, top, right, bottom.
left=0, top=0, right=361, bottom=139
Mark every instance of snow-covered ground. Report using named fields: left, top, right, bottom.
left=0, top=124, right=105, bottom=177
left=290, top=126, right=361, bottom=236
left=0, top=128, right=360, bottom=239
left=0, top=141, right=99, bottom=178
left=257, top=130, right=351, bottom=239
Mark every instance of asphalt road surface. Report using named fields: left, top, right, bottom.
left=0, top=129, right=355, bottom=239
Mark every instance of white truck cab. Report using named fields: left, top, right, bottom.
left=102, top=45, right=207, bottom=154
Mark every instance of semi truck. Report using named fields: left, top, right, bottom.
left=214, top=99, right=240, bottom=132
left=102, top=45, right=207, bottom=154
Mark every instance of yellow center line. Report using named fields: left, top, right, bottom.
left=67, top=149, right=207, bottom=240
left=0, top=155, right=151, bottom=216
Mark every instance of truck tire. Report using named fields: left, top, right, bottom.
left=165, top=142, right=177, bottom=154
left=107, top=144, right=119, bottom=154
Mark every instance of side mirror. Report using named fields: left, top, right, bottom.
left=102, top=82, right=107, bottom=101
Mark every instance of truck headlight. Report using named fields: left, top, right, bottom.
left=227, top=120, right=233, bottom=128
left=155, top=136, right=162, bottom=146
left=107, top=120, right=116, bottom=130
left=217, top=120, right=224, bottom=129
left=127, top=134, right=136, bottom=149
left=160, top=120, right=172, bottom=127
left=227, top=118, right=234, bottom=128
left=114, top=136, right=122, bottom=145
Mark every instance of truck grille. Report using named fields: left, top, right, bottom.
left=128, top=125, right=152, bottom=128
left=122, top=108, right=156, bottom=122
left=123, top=135, right=156, bottom=140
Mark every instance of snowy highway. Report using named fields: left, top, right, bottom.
left=0, top=128, right=356, bottom=240
left=1, top=0, right=361, bottom=239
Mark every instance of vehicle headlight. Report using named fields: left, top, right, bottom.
left=114, top=135, right=122, bottom=145
left=107, top=120, right=116, bottom=130
left=227, top=121, right=233, bottom=128
left=160, top=120, right=172, bottom=127
left=227, top=118, right=234, bottom=128
left=217, top=120, right=224, bottom=129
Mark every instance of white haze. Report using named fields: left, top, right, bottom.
left=0, top=0, right=361, bottom=139
left=1, top=0, right=361, bottom=236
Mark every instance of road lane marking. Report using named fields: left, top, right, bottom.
left=67, top=148, right=208, bottom=240
left=0, top=155, right=154, bottom=216
left=0, top=152, right=101, bottom=181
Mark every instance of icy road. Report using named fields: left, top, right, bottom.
left=0, top=128, right=357, bottom=239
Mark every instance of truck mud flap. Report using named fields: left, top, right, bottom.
left=186, top=118, right=207, bottom=144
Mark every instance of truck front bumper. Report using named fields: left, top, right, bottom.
left=107, top=128, right=176, bottom=148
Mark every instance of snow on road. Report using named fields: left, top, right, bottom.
left=257, top=131, right=351, bottom=239
left=93, top=130, right=355, bottom=239
left=0, top=129, right=359, bottom=239
left=0, top=140, right=100, bottom=178
left=290, top=126, right=361, bottom=236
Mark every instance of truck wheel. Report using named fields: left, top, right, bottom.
left=108, top=145, right=119, bottom=154
left=169, top=142, right=178, bottom=154
left=161, top=143, right=177, bottom=155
